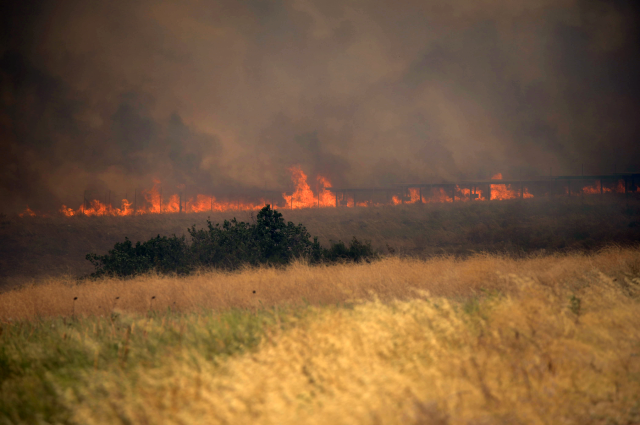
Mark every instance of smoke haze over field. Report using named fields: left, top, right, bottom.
left=1, top=0, right=639, bottom=212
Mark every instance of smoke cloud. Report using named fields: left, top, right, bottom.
left=1, top=0, right=639, bottom=212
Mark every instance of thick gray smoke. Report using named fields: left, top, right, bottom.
left=1, top=0, right=639, bottom=212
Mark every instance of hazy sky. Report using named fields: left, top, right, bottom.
left=1, top=0, right=639, bottom=211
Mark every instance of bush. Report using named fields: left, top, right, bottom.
left=86, top=235, right=191, bottom=278
left=187, top=205, right=323, bottom=269
left=324, top=237, right=377, bottom=263
left=86, top=205, right=377, bottom=277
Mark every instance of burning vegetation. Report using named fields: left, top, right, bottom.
left=16, top=167, right=638, bottom=218
left=54, top=166, right=334, bottom=217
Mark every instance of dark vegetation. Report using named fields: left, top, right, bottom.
left=86, top=205, right=377, bottom=277
left=1, top=196, right=640, bottom=288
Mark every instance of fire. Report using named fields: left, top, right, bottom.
left=60, top=199, right=133, bottom=217
left=401, top=186, right=483, bottom=204
left=582, top=182, right=601, bottom=195
left=282, top=166, right=334, bottom=209
left=490, top=173, right=533, bottom=200
left=186, top=194, right=265, bottom=213
left=317, top=176, right=335, bottom=206
left=52, top=166, right=335, bottom=217
left=17, top=169, right=635, bottom=218
left=18, top=206, right=36, bottom=217
left=432, top=188, right=453, bottom=203
left=455, top=186, right=485, bottom=202
left=406, top=187, right=455, bottom=203
left=408, top=188, right=421, bottom=203
left=579, top=179, right=626, bottom=195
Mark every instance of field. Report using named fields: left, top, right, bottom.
left=1, top=248, right=640, bottom=424
left=2, top=195, right=640, bottom=289
left=1, top=196, right=640, bottom=424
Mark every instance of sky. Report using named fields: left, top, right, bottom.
left=1, top=0, right=639, bottom=211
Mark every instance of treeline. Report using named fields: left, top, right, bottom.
left=86, top=205, right=377, bottom=277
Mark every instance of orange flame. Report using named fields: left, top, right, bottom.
left=408, top=188, right=421, bottom=203
left=18, top=206, right=36, bottom=217
left=455, top=186, right=486, bottom=202
left=489, top=173, right=533, bottom=200
left=22, top=169, right=635, bottom=218
left=282, top=166, right=335, bottom=209
left=401, top=186, right=484, bottom=204
left=433, top=188, right=453, bottom=203
left=54, top=166, right=335, bottom=216
left=580, top=179, right=626, bottom=195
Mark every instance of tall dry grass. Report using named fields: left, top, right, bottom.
left=2, top=248, right=640, bottom=424
left=2, top=246, right=639, bottom=320
left=60, top=251, right=640, bottom=424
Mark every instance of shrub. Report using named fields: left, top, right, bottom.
left=86, top=235, right=191, bottom=278
left=324, top=237, right=377, bottom=263
left=187, top=205, right=323, bottom=269
left=86, top=205, right=376, bottom=277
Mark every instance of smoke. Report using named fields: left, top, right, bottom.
left=1, top=0, right=639, bottom=211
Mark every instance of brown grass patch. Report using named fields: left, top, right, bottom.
left=2, top=196, right=639, bottom=289
left=2, top=246, right=638, bottom=321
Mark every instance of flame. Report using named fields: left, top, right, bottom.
left=489, top=173, right=533, bottom=200
left=317, top=176, right=335, bottom=206
left=408, top=188, right=421, bottom=203
left=580, top=179, right=627, bottom=195
left=54, top=165, right=333, bottom=216
left=59, top=206, right=77, bottom=217
left=185, top=194, right=266, bottom=213
left=430, top=188, right=453, bottom=203
left=143, top=182, right=163, bottom=213
left=393, top=187, right=452, bottom=204
left=21, top=169, right=635, bottom=218
left=490, top=184, right=533, bottom=200
left=455, top=186, right=486, bottom=202
left=582, top=182, right=601, bottom=195
left=390, top=189, right=415, bottom=205
left=18, top=206, right=36, bottom=217
left=282, top=166, right=335, bottom=209
left=401, top=186, right=484, bottom=204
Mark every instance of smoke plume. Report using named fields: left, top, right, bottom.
left=1, top=0, right=639, bottom=212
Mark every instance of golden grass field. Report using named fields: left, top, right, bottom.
left=1, top=247, right=640, bottom=424
left=1, top=246, right=639, bottom=320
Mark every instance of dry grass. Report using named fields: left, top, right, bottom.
left=2, top=248, right=640, bottom=424
left=2, top=246, right=639, bottom=321
left=58, top=251, right=640, bottom=424
left=2, top=196, right=639, bottom=289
